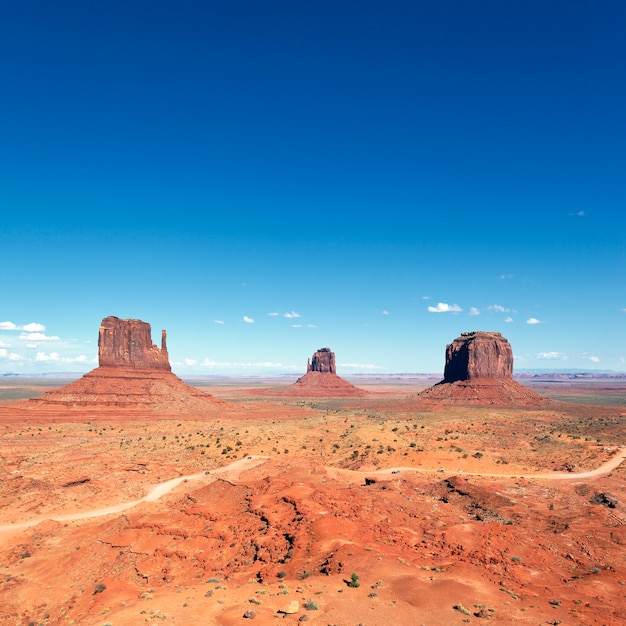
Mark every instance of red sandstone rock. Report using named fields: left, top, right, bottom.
left=98, top=316, right=170, bottom=371
left=307, top=347, right=336, bottom=374
left=443, top=331, right=512, bottom=382
left=420, top=331, right=548, bottom=406
left=20, top=316, right=223, bottom=414
left=290, top=348, right=366, bottom=397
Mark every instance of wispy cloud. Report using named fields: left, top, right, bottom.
left=0, top=348, right=23, bottom=361
left=504, top=317, right=513, bottom=323
left=469, top=307, right=480, bottom=316
left=213, top=320, right=224, bottom=325
left=292, top=324, right=302, bottom=328
left=0, top=340, right=9, bottom=348
left=267, top=312, right=279, bottom=317
left=284, top=311, right=301, bottom=319
left=526, top=317, right=542, bottom=325
left=488, top=304, right=511, bottom=313
left=499, top=274, right=513, bottom=280
left=1, top=321, right=47, bottom=332
left=340, top=362, right=379, bottom=370
left=34, top=351, right=89, bottom=363
left=243, top=316, right=255, bottom=324
left=307, top=324, right=318, bottom=328
left=381, top=310, right=390, bottom=315
left=568, top=210, right=585, bottom=216
left=19, top=332, right=60, bottom=341
left=428, top=302, right=462, bottom=313
left=588, top=355, right=600, bottom=363
left=421, top=295, right=431, bottom=300
left=535, top=351, right=566, bottom=360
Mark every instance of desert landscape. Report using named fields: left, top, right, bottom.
left=0, top=319, right=624, bottom=626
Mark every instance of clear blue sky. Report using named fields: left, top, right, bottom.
left=1, top=1, right=624, bottom=375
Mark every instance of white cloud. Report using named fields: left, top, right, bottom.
left=307, top=324, right=318, bottom=328
left=499, top=274, right=513, bottom=280
left=428, top=302, right=462, bottom=313
left=185, top=358, right=198, bottom=366
left=569, top=210, right=585, bottom=216
left=469, top=307, right=480, bottom=316
left=22, top=322, right=46, bottom=332
left=19, top=332, right=60, bottom=341
left=292, top=324, right=303, bottom=328
left=26, top=343, right=38, bottom=348
left=243, top=316, right=255, bottom=324
left=34, top=351, right=90, bottom=364
left=0, top=348, right=23, bottom=361
left=535, top=352, right=566, bottom=360
left=213, top=320, right=224, bottom=325
left=36, top=351, right=60, bottom=362
left=588, top=356, right=600, bottom=363
left=381, top=310, right=390, bottom=315
left=504, top=317, right=513, bottom=323
left=341, top=363, right=379, bottom=370
left=421, top=295, right=431, bottom=300
left=1, top=321, right=48, bottom=332
left=488, top=304, right=510, bottom=313
left=284, top=311, right=301, bottom=319
left=195, top=358, right=291, bottom=370
left=526, top=317, right=541, bottom=325
left=267, top=312, right=279, bottom=317
left=0, top=340, right=9, bottom=348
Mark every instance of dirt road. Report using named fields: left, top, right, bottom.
left=1, top=448, right=623, bottom=541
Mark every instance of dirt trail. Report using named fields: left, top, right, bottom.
left=1, top=449, right=624, bottom=541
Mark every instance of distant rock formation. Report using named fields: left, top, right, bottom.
left=99, top=316, right=170, bottom=371
left=443, top=331, right=512, bottom=382
left=290, top=348, right=367, bottom=397
left=419, top=331, right=548, bottom=406
left=21, top=316, right=223, bottom=414
left=307, top=347, right=336, bottom=374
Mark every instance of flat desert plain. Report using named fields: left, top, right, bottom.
left=0, top=375, right=624, bottom=625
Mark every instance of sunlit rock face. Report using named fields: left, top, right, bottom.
left=443, top=331, right=513, bottom=382
left=307, top=347, right=336, bottom=374
left=98, top=316, right=171, bottom=371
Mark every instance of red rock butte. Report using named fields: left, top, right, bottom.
left=20, top=316, right=222, bottom=414
left=419, top=331, right=548, bottom=406
left=290, top=348, right=367, bottom=397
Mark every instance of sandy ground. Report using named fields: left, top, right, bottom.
left=0, top=378, right=624, bottom=625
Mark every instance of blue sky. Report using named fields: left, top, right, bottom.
left=1, top=1, right=624, bottom=375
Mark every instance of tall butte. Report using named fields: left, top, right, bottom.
left=23, top=316, right=222, bottom=414
left=290, top=347, right=367, bottom=397
left=419, top=331, right=547, bottom=405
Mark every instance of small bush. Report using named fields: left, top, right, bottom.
left=347, top=572, right=360, bottom=588
left=93, top=583, right=107, bottom=595
left=304, top=600, right=319, bottom=610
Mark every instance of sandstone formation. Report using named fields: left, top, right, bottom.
left=98, top=316, right=170, bottom=371
left=307, top=347, right=336, bottom=374
left=22, top=316, right=222, bottom=414
left=419, top=331, right=548, bottom=406
left=443, top=331, right=512, bottom=381
left=249, top=347, right=367, bottom=397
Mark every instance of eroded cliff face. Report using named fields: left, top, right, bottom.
left=98, top=316, right=171, bottom=371
left=443, top=331, right=513, bottom=382
left=307, top=347, right=336, bottom=374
